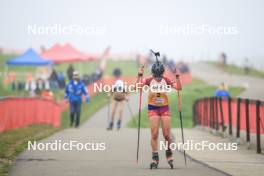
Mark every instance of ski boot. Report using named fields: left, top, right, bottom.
left=117, top=119, right=121, bottom=130
left=107, top=121, right=113, bottom=130
left=166, top=149, right=174, bottom=169
left=150, top=152, right=159, bottom=169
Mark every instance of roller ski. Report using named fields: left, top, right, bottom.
left=106, top=121, right=113, bottom=130
left=150, top=152, right=159, bottom=169
left=166, top=150, right=174, bottom=169
left=117, top=119, right=121, bottom=130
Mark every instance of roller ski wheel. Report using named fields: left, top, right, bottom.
left=150, top=161, right=158, bottom=169
left=150, top=152, right=159, bottom=169
left=166, top=149, right=173, bottom=169
left=168, top=159, right=174, bottom=169
left=106, top=122, right=113, bottom=130
left=117, top=119, right=121, bottom=130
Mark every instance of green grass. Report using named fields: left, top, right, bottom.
left=207, top=61, right=264, bottom=79
left=0, top=92, right=108, bottom=176
left=127, top=78, right=244, bottom=128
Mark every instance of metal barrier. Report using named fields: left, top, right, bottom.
left=193, top=97, right=264, bottom=153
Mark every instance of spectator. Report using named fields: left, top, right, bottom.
left=11, top=81, right=16, bottom=91
left=28, top=80, right=36, bottom=97
left=162, top=54, right=168, bottom=65
left=215, top=82, right=230, bottom=97
left=49, top=69, right=59, bottom=90
left=67, top=64, right=74, bottom=81
left=18, top=81, right=25, bottom=91
left=58, top=71, right=66, bottom=89
left=219, top=52, right=227, bottom=66
left=83, top=74, right=92, bottom=85
left=65, top=71, right=90, bottom=128
left=177, top=62, right=190, bottom=73
left=244, top=57, right=250, bottom=74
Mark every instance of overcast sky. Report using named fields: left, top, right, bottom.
left=0, top=0, right=264, bottom=62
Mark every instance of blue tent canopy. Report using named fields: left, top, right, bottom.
left=6, top=48, right=53, bottom=66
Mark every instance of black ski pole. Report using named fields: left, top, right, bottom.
left=177, top=90, right=187, bottom=166
left=136, top=66, right=144, bottom=164
left=107, top=97, right=111, bottom=126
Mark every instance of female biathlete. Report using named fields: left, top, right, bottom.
left=137, top=54, right=182, bottom=169
left=107, top=68, right=127, bottom=130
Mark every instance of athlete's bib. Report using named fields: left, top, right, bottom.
left=147, top=78, right=169, bottom=107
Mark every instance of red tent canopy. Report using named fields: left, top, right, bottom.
left=42, top=43, right=96, bottom=63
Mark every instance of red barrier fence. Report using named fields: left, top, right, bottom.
left=164, top=68, right=192, bottom=85
left=0, top=97, right=62, bottom=132
left=193, top=97, right=264, bottom=153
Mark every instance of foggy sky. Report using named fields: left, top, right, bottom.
left=0, top=0, right=264, bottom=61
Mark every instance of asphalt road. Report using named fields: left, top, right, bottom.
left=10, top=93, right=228, bottom=176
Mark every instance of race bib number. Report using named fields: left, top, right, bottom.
left=155, top=97, right=165, bottom=104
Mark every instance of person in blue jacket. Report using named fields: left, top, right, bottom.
left=65, top=71, right=90, bottom=128
left=215, top=82, right=230, bottom=97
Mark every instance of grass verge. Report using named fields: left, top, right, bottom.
left=127, top=78, right=244, bottom=128
left=207, top=61, right=264, bottom=79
